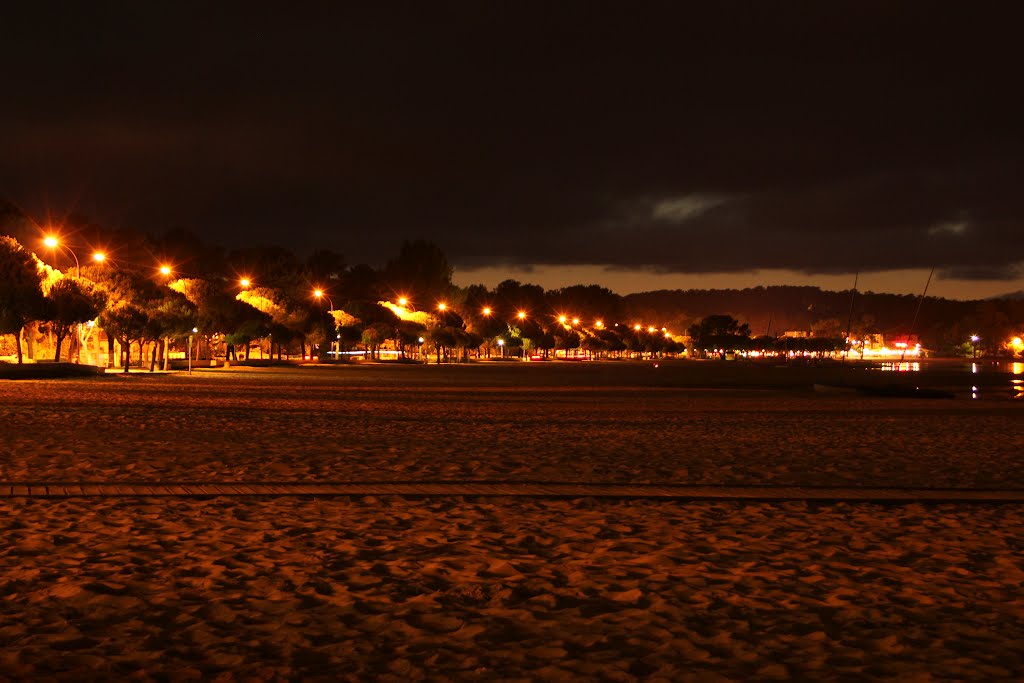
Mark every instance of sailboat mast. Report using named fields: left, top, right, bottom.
left=901, top=266, right=935, bottom=362
left=842, top=272, right=859, bottom=364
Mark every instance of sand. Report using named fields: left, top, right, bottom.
left=1, top=364, right=1022, bottom=679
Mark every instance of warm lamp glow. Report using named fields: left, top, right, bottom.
left=517, top=311, right=526, bottom=320
left=634, top=324, right=642, bottom=331
left=595, top=320, right=604, bottom=328
left=398, top=297, right=408, bottom=306
left=159, top=265, right=172, bottom=276
left=438, top=303, right=447, bottom=311
left=572, top=318, right=579, bottom=325
left=648, top=326, right=656, bottom=333
left=92, top=252, right=106, bottom=263
left=558, top=315, right=567, bottom=324
left=240, top=278, right=251, bottom=288
left=43, top=236, right=59, bottom=248
left=482, top=307, right=491, bottom=316
left=313, top=289, right=324, bottom=298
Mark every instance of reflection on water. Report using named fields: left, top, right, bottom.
left=879, top=362, right=920, bottom=372
left=877, top=360, right=1023, bottom=399
left=968, top=360, right=1024, bottom=399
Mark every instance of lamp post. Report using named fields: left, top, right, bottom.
left=43, top=236, right=84, bottom=363
left=188, top=327, right=197, bottom=374
left=497, top=338, right=505, bottom=359
left=313, top=289, right=336, bottom=361
left=971, top=335, right=980, bottom=359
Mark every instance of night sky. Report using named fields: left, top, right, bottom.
left=3, top=3, right=1021, bottom=298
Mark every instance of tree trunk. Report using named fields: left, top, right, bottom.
left=25, top=325, right=36, bottom=360
left=123, top=338, right=131, bottom=373
left=150, top=343, right=157, bottom=372
left=107, top=335, right=115, bottom=369
left=162, top=337, right=170, bottom=371
left=54, top=332, right=66, bottom=362
left=16, top=327, right=24, bottom=364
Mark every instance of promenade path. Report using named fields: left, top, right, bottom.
left=3, top=481, right=1023, bottom=501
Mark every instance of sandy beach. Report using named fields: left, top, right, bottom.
left=2, top=363, right=1022, bottom=679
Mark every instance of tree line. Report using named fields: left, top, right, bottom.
left=2, top=206, right=1023, bottom=365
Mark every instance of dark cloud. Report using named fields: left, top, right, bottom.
left=2, top=3, right=1021, bottom=279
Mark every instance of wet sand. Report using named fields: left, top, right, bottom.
left=2, top=363, right=1022, bottom=679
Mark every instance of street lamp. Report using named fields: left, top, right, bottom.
left=43, top=236, right=85, bottom=363
left=313, top=289, right=336, bottom=361
left=438, top=302, right=447, bottom=312
left=92, top=252, right=106, bottom=263
left=971, top=335, right=980, bottom=359
left=482, top=307, right=491, bottom=316
left=43, top=235, right=80, bottom=277
left=159, top=265, right=172, bottom=276
left=240, top=277, right=251, bottom=288
left=517, top=311, right=526, bottom=321
left=497, top=338, right=505, bottom=359
left=188, top=327, right=198, bottom=374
